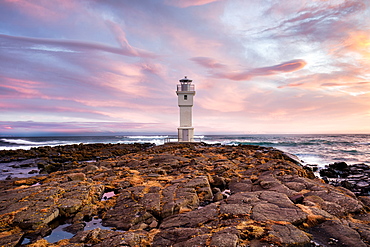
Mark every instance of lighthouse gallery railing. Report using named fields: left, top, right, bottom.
left=177, top=84, right=195, bottom=91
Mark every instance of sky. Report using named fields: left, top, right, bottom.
left=1, top=0, right=370, bottom=136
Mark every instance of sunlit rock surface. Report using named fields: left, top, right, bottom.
left=0, top=142, right=369, bottom=246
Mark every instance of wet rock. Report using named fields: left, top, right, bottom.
left=63, top=222, right=86, bottom=234
left=320, top=162, right=370, bottom=196
left=308, top=220, right=367, bottom=247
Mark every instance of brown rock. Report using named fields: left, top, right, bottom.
left=308, top=220, right=367, bottom=247
left=213, top=191, right=224, bottom=202
left=160, top=204, right=218, bottom=229
left=226, top=191, right=307, bottom=224
left=0, top=227, right=24, bottom=247
left=13, top=205, right=59, bottom=229
left=210, top=232, right=238, bottom=247
left=220, top=204, right=252, bottom=216
left=267, top=224, right=310, bottom=246
left=58, top=198, right=83, bottom=216
left=153, top=228, right=210, bottom=246
left=67, top=173, right=86, bottom=181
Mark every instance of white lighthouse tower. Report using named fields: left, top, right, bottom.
left=177, top=76, right=195, bottom=142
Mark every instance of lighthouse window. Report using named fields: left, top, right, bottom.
left=184, top=95, right=188, bottom=100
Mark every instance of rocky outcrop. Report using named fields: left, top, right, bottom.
left=320, top=162, right=370, bottom=197
left=0, top=143, right=369, bottom=246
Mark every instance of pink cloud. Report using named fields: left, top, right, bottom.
left=0, top=76, right=45, bottom=98
left=191, top=57, right=226, bottom=69
left=3, top=0, right=80, bottom=21
left=164, top=0, right=222, bottom=8
left=321, top=81, right=370, bottom=87
left=213, top=59, right=307, bottom=81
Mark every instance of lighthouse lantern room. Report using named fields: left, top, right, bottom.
left=176, top=76, right=195, bottom=142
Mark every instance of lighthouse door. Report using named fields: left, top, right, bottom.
left=182, top=129, right=189, bottom=142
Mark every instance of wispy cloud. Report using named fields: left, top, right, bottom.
left=209, top=59, right=307, bottom=81
left=163, top=0, right=222, bottom=8
left=0, top=34, right=156, bottom=58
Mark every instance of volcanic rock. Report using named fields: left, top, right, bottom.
left=1, top=142, right=370, bottom=246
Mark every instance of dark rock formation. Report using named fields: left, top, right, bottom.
left=320, top=162, right=370, bottom=196
left=0, top=143, right=369, bottom=246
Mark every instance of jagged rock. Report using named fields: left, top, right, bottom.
left=184, top=176, right=213, bottom=201
left=102, top=189, right=157, bottom=231
left=141, top=192, right=161, bottom=217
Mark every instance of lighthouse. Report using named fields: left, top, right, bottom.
left=177, top=76, right=195, bottom=142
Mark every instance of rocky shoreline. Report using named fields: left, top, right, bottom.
left=1, top=142, right=370, bottom=246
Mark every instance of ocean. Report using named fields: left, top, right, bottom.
left=0, top=134, right=369, bottom=168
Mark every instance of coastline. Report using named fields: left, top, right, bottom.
left=1, top=134, right=369, bottom=168
left=1, top=142, right=370, bottom=246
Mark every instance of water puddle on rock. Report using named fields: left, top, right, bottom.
left=20, top=191, right=118, bottom=245
left=0, top=159, right=40, bottom=180
left=44, top=223, right=74, bottom=243
left=20, top=216, right=117, bottom=245
left=43, top=218, right=112, bottom=243
left=84, top=217, right=112, bottom=231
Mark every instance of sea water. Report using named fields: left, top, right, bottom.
left=0, top=134, right=369, bottom=170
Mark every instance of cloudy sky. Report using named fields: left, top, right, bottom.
left=1, top=0, right=370, bottom=136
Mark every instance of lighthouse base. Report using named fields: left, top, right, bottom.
left=177, top=127, right=194, bottom=142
